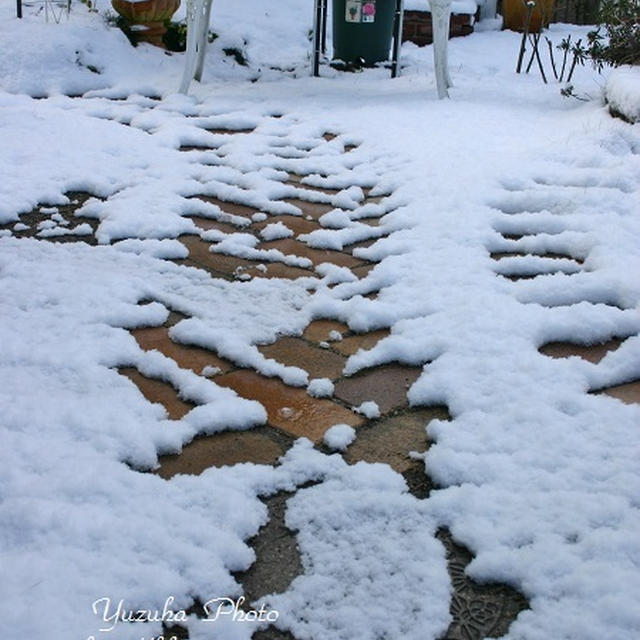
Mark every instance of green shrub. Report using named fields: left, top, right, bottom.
left=588, top=0, right=640, bottom=67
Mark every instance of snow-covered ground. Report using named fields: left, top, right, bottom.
left=1, top=2, right=639, bottom=639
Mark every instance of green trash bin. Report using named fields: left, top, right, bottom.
left=332, top=0, right=396, bottom=66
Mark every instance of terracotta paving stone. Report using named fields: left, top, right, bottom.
left=193, top=195, right=258, bottom=218
left=261, top=238, right=364, bottom=269
left=283, top=180, right=340, bottom=195
left=539, top=338, right=623, bottom=364
left=119, top=367, right=193, bottom=420
left=302, top=319, right=350, bottom=343
left=259, top=337, right=346, bottom=379
left=281, top=198, right=335, bottom=220
left=177, top=237, right=314, bottom=280
left=252, top=214, right=321, bottom=237
left=165, top=310, right=189, bottom=327
left=187, top=216, right=238, bottom=234
left=351, top=263, right=376, bottom=279
left=245, top=262, right=314, bottom=280
left=332, top=329, right=391, bottom=356
left=333, top=364, right=422, bottom=414
left=345, top=407, right=450, bottom=473
left=354, top=217, right=382, bottom=227
left=322, top=133, right=337, bottom=142
left=178, top=235, right=254, bottom=276
left=345, top=237, right=377, bottom=251
left=597, top=380, right=640, bottom=404
left=131, top=326, right=233, bottom=375
left=155, top=430, right=285, bottom=479
left=215, top=370, right=364, bottom=441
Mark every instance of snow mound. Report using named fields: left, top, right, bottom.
left=323, top=423, right=356, bottom=450
left=605, top=66, right=640, bottom=123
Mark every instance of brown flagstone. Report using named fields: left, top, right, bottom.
left=259, top=337, right=346, bottom=380
left=333, top=364, right=422, bottom=414
left=332, top=329, right=390, bottom=356
left=302, top=319, right=350, bottom=343
left=131, top=326, right=233, bottom=375
left=186, top=216, right=239, bottom=234
left=539, top=338, right=623, bottom=364
left=261, top=238, right=363, bottom=269
left=119, top=367, right=193, bottom=420
left=193, top=195, right=259, bottom=218
left=156, top=430, right=286, bottom=479
left=595, top=380, right=640, bottom=404
left=344, top=407, right=449, bottom=473
left=252, top=214, right=321, bottom=237
left=281, top=198, right=334, bottom=220
left=215, top=370, right=364, bottom=441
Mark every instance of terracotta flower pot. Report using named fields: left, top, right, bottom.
left=503, top=0, right=554, bottom=32
left=112, top=0, right=181, bottom=47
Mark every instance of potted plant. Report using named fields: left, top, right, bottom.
left=503, top=0, right=554, bottom=33
left=111, top=0, right=181, bottom=47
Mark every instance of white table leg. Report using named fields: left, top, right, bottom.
left=430, top=0, right=452, bottom=99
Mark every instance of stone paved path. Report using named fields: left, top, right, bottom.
left=3, top=109, right=638, bottom=640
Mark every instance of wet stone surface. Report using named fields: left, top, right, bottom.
left=262, top=238, right=365, bottom=269
left=191, top=195, right=258, bottom=219
left=437, top=529, right=529, bottom=640
left=344, top=407, right=449, bottom=473
left=252, top=214, right=321, bottom=237
left=118, top=367, right=194, bottom=420
left=186, top=215, right=239, bottom=234
left=215, top=370, right=364, bottom=442
left=235, top=491, right=303, bottom=603
left=332, top=328, right=390, bottom=356
left=258, top=336, right=346, bottom=380
left=333, top=364, right=423, bottom=414
left=156, top=428, right=289, bottom=479
left=177, top=235, right=315, bottom=281
left=132, top=325, right=233, bottom=375
left=539, top=337, right=623, bottom=364
left=280, top=198, right=335, bottom=221
left=302, top=319, right=350, bottom=343
left=0, top=191, right=101, bottom=245
left=592, top=379, right=640, bottom=404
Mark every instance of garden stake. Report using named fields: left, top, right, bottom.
left=566, top=38, right=582, bottom=82
left=516, top=0, right=535, bottom=73
left=559, top=35, right=571, bottom=81
left=546, top=36, right=559, bottom=80
left=17, top=0, right=22, bottom=18
left=525, top=32, right=547, bottom=83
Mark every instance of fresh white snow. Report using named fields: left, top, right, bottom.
left=1, top=3, right=639, bottom=640
left=323, top=423, right=356, bottom=450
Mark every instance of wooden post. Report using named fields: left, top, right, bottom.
left=17, top=0, right=23, bottom=18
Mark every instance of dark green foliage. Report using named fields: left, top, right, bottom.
left=104, top=12, right=139, bottom=47
left=163, top=21, right=218, bottom=52
left=587, top=0, right=640, bottom=67
left=223, top=46, right=248, bottom=66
